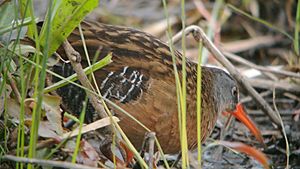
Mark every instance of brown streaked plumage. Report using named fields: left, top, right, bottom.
left=53, top=21, right=260, bottom=154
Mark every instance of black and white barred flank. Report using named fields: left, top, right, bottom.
left=52, top=63, right=149, bottom=122
left=100, top=66, right=148, bottom=103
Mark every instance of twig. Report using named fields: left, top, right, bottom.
left=10, top=139, right=56, bottom=155
left=147, top=132, right=156, bottom=169
left=7, top=73, right=22, bottom=103
left=283, top=92, right=300, bottom=103
left=224, top=52, right=300, bottom=79
left=272, top=88, right=290, bottom=168
left=142, top=16, right=179, bottom=36
left=1, top=155, right=102, bottom=169
left=247, top=110, right=294, bottom=116
left=170, top=25, right=281, bottom=126
left=241, top=91, right=272, bottom=103
left=221, top=36, right=282, bottom=53
left=62, top=41, right=108, bottom=120
left=248, top=78, right=300, bottom=93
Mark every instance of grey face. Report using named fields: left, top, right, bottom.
left=211, top=68, right=239, bottom=114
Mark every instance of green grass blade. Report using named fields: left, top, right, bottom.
left=228, top=4, right=293, bottom=40
left=197, top=41, right=203, bottom=165
left=18, top=0, right=35, bottom=38
left=43, top=54, right=112, bottom=93
left=71, top=97, right=88, bottom=163
left=294, top=0, right=300, bottom=56
left=180, top=0, right=189, bottom=168
left=39, top=0, right=98, bottom=56
left=0, top=17, right=37, bottom=35
left=27, top=1, right=52, bottom=167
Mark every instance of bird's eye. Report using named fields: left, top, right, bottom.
left=231, top=86, right=238, bottom=97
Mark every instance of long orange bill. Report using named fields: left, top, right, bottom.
left=227, top=103, right=265, bottom=145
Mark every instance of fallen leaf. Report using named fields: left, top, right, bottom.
left=80, top=139, right=99, bottom=162
left=62, top=116, right=119, bottom=139
left=6, top=98, right=31, bottom=122
left=42, top=94, right=63, bottom=135
left=38, top=121, right=61, bottom=140
left=0, top=80, right=11, bottom=117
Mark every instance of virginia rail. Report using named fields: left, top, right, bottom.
left=53, top=21, right=262, bottom=154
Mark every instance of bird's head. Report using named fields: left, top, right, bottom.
left=209, top=67, right=264, bottom=144
left=210, top=67, right=239, bottom=114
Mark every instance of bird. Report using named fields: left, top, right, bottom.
left=52, top=21, right=263, bottom=154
